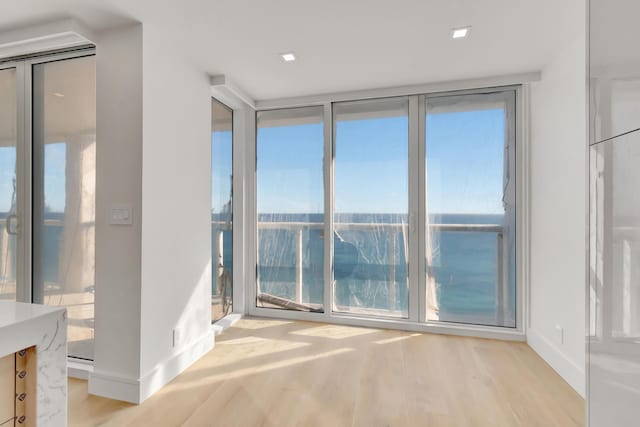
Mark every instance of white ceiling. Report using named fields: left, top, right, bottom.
left=0, top=0, right=583, bottom=101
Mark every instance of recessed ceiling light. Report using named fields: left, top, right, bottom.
left=281, top=53, right=296, bottom=62
left=452, top=27, right=471, bottom=39
left=52, top=92, right=65, bottom=98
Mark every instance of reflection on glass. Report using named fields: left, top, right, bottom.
left=333, top=98, right=409, bottom=318
left=589, top=132, right=640, bottom=426
left=32, top=56, right=96, bottom=359
left=425, top=92, right=516, bottom=327
left=256, top=107, right=324, bottom=311
left=211, top=98, right=233, bottom=322
left=0, top=68, right=17, bottom=301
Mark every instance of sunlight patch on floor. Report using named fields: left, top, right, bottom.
left=234, top=318, right=295, bottom=330
left=374, top=333, right=422, bottom=345
left=207, top=347, right=354, bottom=383
left=289, top=324, right=378, bottom=339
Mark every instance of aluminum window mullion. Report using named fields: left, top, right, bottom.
left=21, top=61, right=33, bottom=304
left=14, top=62, right=31, bottom=303
left=324, top=103, right=334, bottom=318
left=231, top=105, right=247, bottom=315
left=417, top=95, right=427, bottom=322
left=247, top=110, right=258, bottom=315
left=515, top=86, right=527, bottom=334
left=408, top=95, right=420, bottom=322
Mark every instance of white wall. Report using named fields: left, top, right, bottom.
left=138, top=22, right=213, bottom=400
left=90, top=23, right=144, bottom=402
left=528, top=16, right=587, bottom=396
left=89, top=21, right=213, bottom=404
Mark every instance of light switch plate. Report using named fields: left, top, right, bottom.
left=555, top=325, right=564, bottom=345
left=110, top=206, right=132, bottom=225
left=173, top=328, right=182, bottom=347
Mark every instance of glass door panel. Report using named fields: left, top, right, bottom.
left=333, top=98, right=410, bottom=318
left=256, top=107, right=325, bottom=312
left=425, top=91, right=516, bottom=327
left=0, top=68, right=17, bottom=301
left=32, top=55, right=96, bottom=360
left=211, top=98, right=233, bottom=322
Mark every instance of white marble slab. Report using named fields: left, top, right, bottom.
left=0, top=301, right=67, bottom=426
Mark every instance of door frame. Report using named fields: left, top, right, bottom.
left=0, top=48, right=95, bottom=304
left=209, top=92, right=254, bottom=331
left=0, top=61, right=29, bottom=302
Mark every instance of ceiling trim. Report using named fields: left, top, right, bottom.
left=0, top=18, right=95, bottom=61
left=210, top=75, right=255, bottom=110
left=255, top=72, right=541, bottom=110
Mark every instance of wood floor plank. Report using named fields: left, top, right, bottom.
left=68, top=317, right=584, bottom=427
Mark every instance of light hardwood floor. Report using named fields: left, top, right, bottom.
left=68, top=317, right=584, bottom=427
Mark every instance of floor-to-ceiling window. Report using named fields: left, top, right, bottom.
left=333, top=98, right=409, bottom=318
left=256, top=107, right=325, bottom=311
left=32, top=54, right=97, bottom=360
left=211, top=98, right=233, bottom=322
left=424, top=91, right=516, bottom=328
left=0, top=51, right=96, bottom=359
left=0, top=68, right=17, bottom=301
left=252, top=87, right=518, bottom=333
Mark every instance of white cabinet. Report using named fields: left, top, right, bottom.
left=590, top=0, right=640, bottom=143
left=589, top=129, right=640, bottom=426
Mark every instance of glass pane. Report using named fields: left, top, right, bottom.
left=0, top=68, right=17, bottom=301
left=256, top=107, right=324, bottom=312
left=211, top=98, right=233, bottom=322
left=333, top=98, right=409, bottom=318
left=425, top=92, right=516, bottom=327
left=589, top=131, right=640, bottom=426
left=32, top=56, right=96, bottom=359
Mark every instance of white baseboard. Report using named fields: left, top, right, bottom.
left=211, top=313, right=243, bottom=335
left=68, top=357, right=93, bottom=380
left=139, top=330, right=215, bottom=402
left=88, top=369, right=141, bottom=403
left=88, top=330, right=215, bottom=404
left=527, top=328, right=585, bottom=397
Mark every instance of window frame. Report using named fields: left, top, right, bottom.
left=331, top=96, right=411, bottom=319
left=422, top=89, right=518, bottom=328
left=248, top=85, right=526, bottom=341
left=254, top=105, right=327, bottom=313
left=211, top=96, right=235, bottom=323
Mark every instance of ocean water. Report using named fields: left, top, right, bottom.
left=250, top=212, right=516, bottom=327
left=0, top=212, right=64, bottom=285
left=7, top=211, right=515, bottom=327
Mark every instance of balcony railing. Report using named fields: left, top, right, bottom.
left=212, top=220, right=509, bottom=322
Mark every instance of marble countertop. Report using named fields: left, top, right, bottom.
left=0, top=301, right=68, bottom=426
left=0, top=301, right=66, bottom=359
left=0, top=301, right=64, bottom=331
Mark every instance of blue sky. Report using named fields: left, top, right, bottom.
left=255, top=108, right=505, bottom=215
left=335, top=116, right=408, bottom=214
left=44, top=143, right=66, bottom=212
left=0, top=147, right=15, bottom=212
left=0, top=143, right=66, bottom=213
left=257, top=123, right=324, bottom=214
left=212, top=131, right=233, bottom=214
left=427, top=109, right=505, bottom=214
left=0, top=108, right=505, bottom=215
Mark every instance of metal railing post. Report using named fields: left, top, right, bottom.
left=216, top=229, right=224, bottom=297
left=296, top=228, right=303, bottom=304
left=389, top=229, right=396, bottom=310
left=495, top=232, right=504, bottom=325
